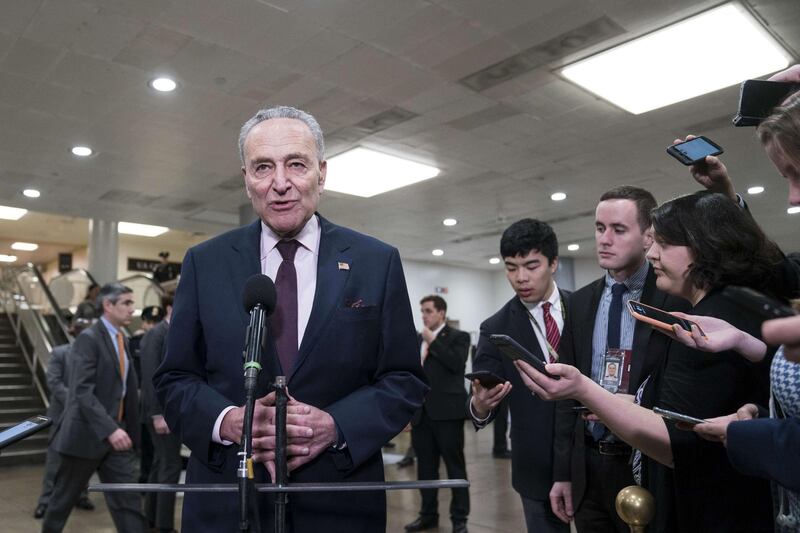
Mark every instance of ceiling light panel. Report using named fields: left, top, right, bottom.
left=118, top=222, right=169, bottom=237
left=561, top=3, right=791, bottom=114
left=326, top=147, right=440, bottom=198
left=0, top=205, right=28, bottom=220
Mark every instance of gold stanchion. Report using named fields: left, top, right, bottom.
left=615, top=485, right=655, bottom=533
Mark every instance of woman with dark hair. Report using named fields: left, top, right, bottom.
left=513, top=191, right=779, bottom=532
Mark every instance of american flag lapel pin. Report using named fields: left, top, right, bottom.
left=337, top=261, right=350, bottom=271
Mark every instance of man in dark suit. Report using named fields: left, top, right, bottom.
left=550, top=186, right=687, bottom=532
left=42, top=283, right=146, bottom=533
left=406, top=295, right=470, bottom=533
left=154, top=105, right=428, bottom=532
left=139, top=295, right=180, bottom=533
left=469, top=218, right=570, bottom=533
left=34, top=319, right=95, bottom=519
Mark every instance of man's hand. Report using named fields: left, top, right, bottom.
left=107, top=428, right=133, bottom=451
left=763, top=315, right=800, bottom=363
left=666, top=313, right=767, bottom=362
left=470, top=380, right=512, bottom=419
left=673, top=135, right=737, bottom=201
left=152, top=415, right=171, bottom=435
left=420, top=327, right=436, bottom=345
left=549, top=481, right=574, bottom=524
left=692, top=403, right=759, bottom=446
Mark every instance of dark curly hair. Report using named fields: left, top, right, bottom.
left=500, top=218, right=558, bottom=263
left=651, top=192, right=783, bottom=293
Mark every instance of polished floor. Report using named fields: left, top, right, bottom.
left=0, top=425, right=538, bottom=532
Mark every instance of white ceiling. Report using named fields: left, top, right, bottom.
left=0, top=0, right=798, bottom=270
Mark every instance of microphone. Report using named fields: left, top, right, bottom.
left=241, top=274, right=276, bottom=392
left=243, top=274, right=277, bottom=315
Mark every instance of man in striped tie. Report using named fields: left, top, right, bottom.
left=469, top=218, right=570, bottom=533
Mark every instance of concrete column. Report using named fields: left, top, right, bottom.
left=87, top=219, right=118, bottom=285
left=555, top=256, right=575, bottom=292
left=239, top=202, right=258, bottom=226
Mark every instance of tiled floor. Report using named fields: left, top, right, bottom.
left=0, top=426, right=531, bottom=532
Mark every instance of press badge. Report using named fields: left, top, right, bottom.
left=600, top=349, right=631, bottom=394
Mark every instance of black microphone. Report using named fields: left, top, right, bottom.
left=243, top=274, right=277, bottom=315
left=241, top=274, right=276, bottom=392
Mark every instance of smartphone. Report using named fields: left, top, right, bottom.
left=653, top=407, right=706, bottom=426
left=666, top=136, right=723, bottom=165
left=488, top=334, right=560, bottom=380
left=465, top=370, right=505, bottom=389
left=627, top=300, right=703, bottom=335
left=733, top=79, right=800, bottom=127
left=721, top=286, right=796, bottom=320
left=0, top=415, right=51, bottom=450
left=572, top=406, right=591, bottom=413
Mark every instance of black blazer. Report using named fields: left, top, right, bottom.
left=472, top=289, right=570, bottom=501
left=139, top=319, right=169, bottom=419
left=413, top=324, right=470, bottom=423
left=552, top=266, right=688, bottom=507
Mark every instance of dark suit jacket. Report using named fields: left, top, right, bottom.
left=727, top=417, right=800, bottom=492
left=45, top=344, right=71, bottom=423
left=139, top=320, right=169, bottom=419
left=472, top=290, right=569, bottom=501
left=413, top=325, right=470, bottom=423
left=552, top=266, right=688, bottom=507
left=52, top=320, right=140, bottom=459
left=154, top=215, right=428, bottom=533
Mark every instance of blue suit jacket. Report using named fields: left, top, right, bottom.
left=727, top=416, right=800, bottom=492
left=154, top=215, right=427, bottom=532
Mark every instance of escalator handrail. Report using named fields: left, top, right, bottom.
left=48, top=267, right=100, bottom=290
left=118, top=273, right=166, bottom=298
left=27, top=263, right=74, bottom=344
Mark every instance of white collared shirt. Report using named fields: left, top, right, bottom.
left=521, top=282, right=564, bottom=359
left=260, top=214, right=321, bottom=347
left=420, top=322, right=447, bottom=361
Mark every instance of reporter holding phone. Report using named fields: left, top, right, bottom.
left=518, top=192, right=782, bottom=533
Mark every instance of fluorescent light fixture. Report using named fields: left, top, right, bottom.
left=561, top=3, right=791, bottom=114
left=432, top=249, right=444, bottom=257
left=11, top=242, right=38, bottom=251
left=0, top=255, right=17, bottom=263
left=567, top=244, right=580, bottom=251
left=489, top=257, right=501, bottom=265
left=71, top=146, right=93, bottom=157
left=551, top=192, right=567, bottom=201
left=788, top=206, right=800, bottom=215
left=150, top=77, right=177, bottom=92
left=118, top=222, right=169, bottom=237
left=747, top=186, right=765, bottom=195
left=442, top=218, right=457, bottom=226
left=23, top=189, right=40, bottom=198
left=0, top=205, right=27, bottom=220
left=326, top=147, right=440, bottom=198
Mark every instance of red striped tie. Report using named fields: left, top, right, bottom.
left=542, top=302, right=560, bottom=363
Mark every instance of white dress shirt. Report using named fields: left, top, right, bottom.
left=212, top=215, right=322, bottom=445
left=420, top=322, right=446, bottom=362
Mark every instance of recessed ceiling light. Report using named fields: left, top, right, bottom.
left=0, top=205, right=27, bottom=220
left=560, top=3, right=791, bottom=114
left=71, top=146, right=93, bottom=157
left=443, top=218, right=457, bottom=226
left=0, top=254, right=17, bottom=263
left=326, top=147, right=440, bottom=197
left=747, top=186, right=765, bottom=195
left=118, top=222, right=169, bottom=237
left=23, top=189, right=40, bottom=198
left=788, top=206, right=800, bottom=215
left=432, top=249, right=444, bottom=257
left=150, top=77, right=177, bottom=92
left=551, top=192, right=567, bottom=201
left=11, top=242, right=38, bottom=251
left=567, top=244, right=580, bottom=251
left=489, top=257, right=501, bottom=265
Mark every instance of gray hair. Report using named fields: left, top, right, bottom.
left=238, top=105, right=325, bottom=165
left=96, top=282, right=133, bottom=309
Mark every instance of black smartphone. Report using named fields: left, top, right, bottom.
left=465, top=370, right=505, bottom=389
left=721, top=286, right=796, bottom=320
left=627, top=300, right=702, bottom=335
left=733, top=79, right=800, bottom=127
left=666, top=136, right=723, bottom=165
left=653, top=407, right=706, bottom=426
left=488, top=334, right=560, bottom=380
left=0, top=415, right=51, bottom=450
left=572, top=406, right=591, bottom=413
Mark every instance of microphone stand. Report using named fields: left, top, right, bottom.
left=239, top=303, right=266, bottom=533
left=274, top=376, right=288, bottom=533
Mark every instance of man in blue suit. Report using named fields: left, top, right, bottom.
left=154, top=105, right=428, bottom=532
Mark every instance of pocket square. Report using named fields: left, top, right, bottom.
left=344, top=298, right=365, bottom=308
